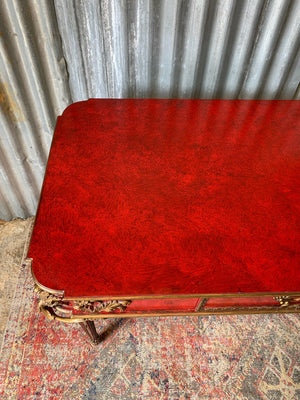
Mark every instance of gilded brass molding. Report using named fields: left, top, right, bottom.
left=34, top=284, right=132, bottom=322
left=28, top=258, right=65, bottom=297
left=34, top=283, right=300, bottom=324
left=73, top=299, right=132, bottom=313
left=274, top=296, right=300, bottom=307
left=61, top=291, right=300, bottom=301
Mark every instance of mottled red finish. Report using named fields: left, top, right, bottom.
left=28, top=99, right=300, bottom=298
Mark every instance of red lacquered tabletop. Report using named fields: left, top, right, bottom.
left=28, top=99, right=300, bottom=298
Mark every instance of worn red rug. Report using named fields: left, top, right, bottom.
left=1, top=263, right=300, bottom=399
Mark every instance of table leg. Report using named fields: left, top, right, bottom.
left=79, top=320, right=101, bottom=345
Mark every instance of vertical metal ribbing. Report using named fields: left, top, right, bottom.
left=0, top=0, right=70, bottom=220
left=0, top=0, right=299, bottom=219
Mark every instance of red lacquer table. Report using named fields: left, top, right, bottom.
left=27, top=99, right=300, bottom=344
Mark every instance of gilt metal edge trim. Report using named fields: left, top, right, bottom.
left=34, top=283, right=300, bottom=323
left=60, top=291, right=300, bottom=301
left=26, top=258, right=300, bottom=301
left=37, top=305, right=300, bottom=323
left=34, top=284, right=132, bottom=323
left=27, top=259, right=300, bottom=322
left=26, top=258, right=65, bottom=298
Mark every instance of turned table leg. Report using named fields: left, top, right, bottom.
left=79, top=320, right=101, bottom=345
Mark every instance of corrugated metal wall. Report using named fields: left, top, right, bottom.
left=0, top=0, right=71, bottom=220
left=55, top=0, right=300, bottom=100
left=1, top=0, right=299, bottom=220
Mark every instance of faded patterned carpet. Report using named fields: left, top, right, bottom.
left=0, top=219, right=300, bottom=399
